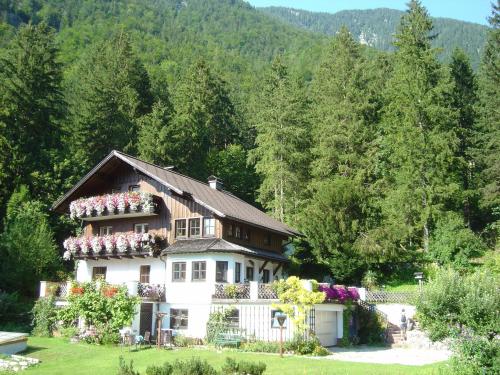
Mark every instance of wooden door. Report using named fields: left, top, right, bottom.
left=139, top=303, right=153, bottom=336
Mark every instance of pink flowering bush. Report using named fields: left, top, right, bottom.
left=63, top=233, right=162, bottom=259
left=318, top=285, right=359, bottom=303
left=69, top=192, right=154, bottom=219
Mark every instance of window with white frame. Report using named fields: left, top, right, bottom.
left=175, top=219, right=187, bottom=238
left=134, top=223, right=149, bottom=234
left=216, top=261, right=228, bottom=282
left=99, top=226, right=113, bottom=236
left=129, top=185, right=140, bottom=192
left=203, top=217, right=215, bottom=237
left=172, top=262, right=186, bottom=281
left=246, top=266, right=254, bottom=282
left=192, top=261, right=206, bottom=281
left=262, top=269, right=270, bottom=284
left=235, top=262, right=241, bottom=283
left=189, top=218, right=201, bottom=237
left=140, top=265, right=150, bottom=283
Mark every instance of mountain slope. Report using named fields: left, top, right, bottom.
left=259, top=7, right=489, bottom=68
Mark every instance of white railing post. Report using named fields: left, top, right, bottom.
left=249, top=281, right=258, bottom=301
left=39, top=281, right=47, bottom=298
left=358, top=287, right=366, bottom=301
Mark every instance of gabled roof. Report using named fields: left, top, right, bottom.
left=163, top=238, right=289, bottom=263
left=52, top=150, right=300, bottom=237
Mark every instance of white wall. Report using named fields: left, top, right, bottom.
left=375, top=303, right=416, bottom=326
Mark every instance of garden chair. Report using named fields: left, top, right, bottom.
left=143, top=331, right=153, bottom=348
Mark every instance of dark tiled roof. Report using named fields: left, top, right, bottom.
left=53, top=150, right=299, bottom=236
left=162, top=238, right=288, bottom=262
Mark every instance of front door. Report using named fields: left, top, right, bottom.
left=139, top=303, right=153, bottom=336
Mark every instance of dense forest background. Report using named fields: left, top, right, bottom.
left=0, top=0, right=498, bottom=320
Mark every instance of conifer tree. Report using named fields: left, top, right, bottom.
left=377, top=0, right=459, bottom=254
left=65, top=31, right=153, bottom=173
left=476, top=2, right=500, bottom=219
left=249, top=56, right=310, bottom=223
left=171, top=60, right=240, bottom=179
left=0, top=22, right=64, bottom=212
left=449, top=48, right=479, bottom=228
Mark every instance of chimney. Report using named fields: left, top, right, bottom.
left=208, top=175, right=223, bottom=190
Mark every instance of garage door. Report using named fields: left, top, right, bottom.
left=315, top=311, right=337, bottom=347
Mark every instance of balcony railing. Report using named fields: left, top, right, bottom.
left=213, top=282, right=277, bottom=300
left=63, top=233, right=164, bottom=260
left=69, top=192, right=159, bottom=221
left=39, top=281, right=165, bottom=301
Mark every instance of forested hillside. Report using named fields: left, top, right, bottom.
left=0, top=0, right=498, bottom=319
left=260, top=6, right=489, bottom=68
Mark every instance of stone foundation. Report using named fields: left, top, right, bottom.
left=0, top=355, right=40, bottom=372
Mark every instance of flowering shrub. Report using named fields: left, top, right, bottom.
left=69, top=192, right=154, bottom=219
left=137, top=283, right=165, bottom=300
left=318, top=285, right=359, bottom=303
left=63, top=233, right=162, bottom=259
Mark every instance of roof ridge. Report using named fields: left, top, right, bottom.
left=114, top=150, right=251, bottom=204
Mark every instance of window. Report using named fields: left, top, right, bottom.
left=227, top=224, right=233, bottom=237
left=246, top=266, right=254, bottom=282
left=129, top=185, right=140, bottom=192
left=227, top=308, right=239, bottom=328
left=172, top=262, right=186, bottom=281
left=235, top=226, right=241, bottom=239
left=203, top=218, right=215, bottom=237
left=192, top=261, right=206, bottom=281
left=92, top=267, right=107, bottom=281
left=244, top=229, right=250, bottom=241
left=134, top=223, right=149, bottom=234
left=170, top=309, right=188, bottom=329
left=189, top=218, right=201, bottom=237
left=111, top=187, right=121, bottom=193
left=235, top=262, right=241, bottom=283
left=262, top=269, right=270, bottom=284
left=140, top=265, right=150, bottom=283
left=175, top=219, right=187, bottom=238
left=99, top=226, right=113, bottom=236
left=264, top=234, right=272, bottom=246
left=215, top=261, right=228, bottom=282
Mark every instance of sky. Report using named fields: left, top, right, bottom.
left=246, top=0, right=493, bottom=25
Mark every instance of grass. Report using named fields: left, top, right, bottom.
left=382, top=282, right=420, bottom=292
left=6, top=337, right=450, bottom=375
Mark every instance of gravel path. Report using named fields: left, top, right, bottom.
left=325, top=346, right=451, bottom=366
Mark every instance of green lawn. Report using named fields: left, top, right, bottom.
left=6, top=337, right=450, bottom=375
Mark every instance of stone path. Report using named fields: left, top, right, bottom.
left=326, top=346, right=451, bottom=366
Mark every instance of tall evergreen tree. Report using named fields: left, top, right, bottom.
left=476, top=2, right=500, bottom=229
left=249, top=56, right=310, bottom=223
left=449, top=48, right=479, bottom=228
left=172, top=59, right=240, bottom=179
left=65, top=31, right=153, bottom=173
left=0, top=22, right=64, bottom=208
left=377, top=0, right=459, bottom=254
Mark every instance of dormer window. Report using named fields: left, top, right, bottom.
left=129, top=185, right=140, bottom=192
left=244, top=229, right=250, bottom=241
left=227, top=224, right=233, bottom=237
left=203, top=218, right=215, bottom=237
left=235, top=226, right=241, bottom=239
left=175, top=219, right=187, bottom=238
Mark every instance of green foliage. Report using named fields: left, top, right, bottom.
left=272, top=276, right=325, bottom=335
left=117, top=357, right=140, bottom=375
left=355, top=305, right=386, bottom=345
left=0, top=291, right=32, bottom=332
left=340, top=303, right=354, bottom=347
left=222, top=357, right=266, bottom=375
left=449, top=335, right=500, bottom=375
left=284, top=334, right=328, bottom=356
left=58, top=281, right=139, bottom=344
left=0, top=190, right=62, bottom=297
left=361, top=270, right=380, bottom=290
left=32, top=296, right=57, bottom=337
left=429, top=212, right=486, bottom=268
left=240, top=340, right=280, bottom=353
left=170, top=357, right=217, bottom=375
left=206, top=308, right=236, bottom=343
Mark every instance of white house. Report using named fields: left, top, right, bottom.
left=40, top=150, right=345, bottom=346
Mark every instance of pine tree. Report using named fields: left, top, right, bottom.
left=137, top=99, right=175, bottom=166
left=0, top=22, right=64, bottom=212
left=172, top=60, right=240, bottom=179
left=65, top=31, right=153, bottom=173
left=378, top=0, right=459, bottom=254
left=249, top=56, right=310, bottom=223
left=476, top=2, right=500, bottom=218
left=449, top=48, right=479, bottom=228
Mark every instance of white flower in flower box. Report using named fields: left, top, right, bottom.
left=116, top=234, right=129, bottom=253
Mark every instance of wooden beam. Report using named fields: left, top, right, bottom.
left=259, top=260, right=269, bottom=273
left=273, top=263, right=282, bottom=276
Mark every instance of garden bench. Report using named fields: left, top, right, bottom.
left=214, top=332, right=243, bottom=348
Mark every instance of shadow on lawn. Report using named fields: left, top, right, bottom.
left=22, top=346, right=48, bottom=355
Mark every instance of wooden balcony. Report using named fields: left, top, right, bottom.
left=69, top=192, right=160, bottom=222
